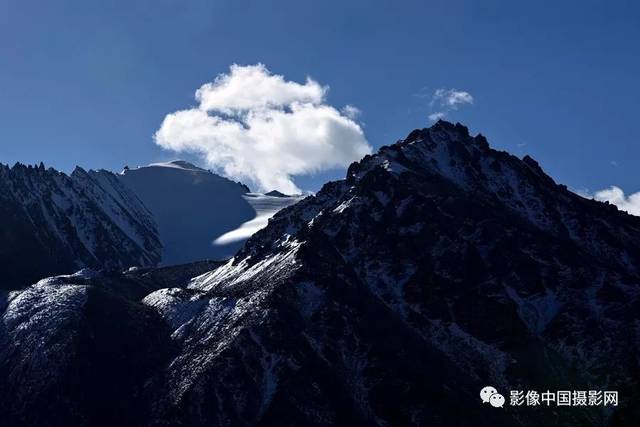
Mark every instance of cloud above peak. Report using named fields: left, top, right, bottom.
left=428, top=88, right=474, bottom=121
left=433, top=89, right=474, bottom=108
left=154, top=64, right=371, bottom=194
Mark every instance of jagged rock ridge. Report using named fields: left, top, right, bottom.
left=0, top=163, right=161, bottom=289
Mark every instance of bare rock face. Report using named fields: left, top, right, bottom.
left=2, top=121, right=640, bottom=426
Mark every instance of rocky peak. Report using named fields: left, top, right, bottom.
left=181, top=121, right=640, bottom=424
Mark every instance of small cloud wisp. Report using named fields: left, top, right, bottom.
left=428, top=88, right=474, bottom=121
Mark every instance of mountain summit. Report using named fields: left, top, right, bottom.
left=1, top=121, right=639, bottom=425
left=118, top=161, right=301, bottom=264
left=119, top=161, right=254, bottom=264
left=180, top=120, right=640, bottom=424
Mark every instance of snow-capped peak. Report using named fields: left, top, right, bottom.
left=144, top=160, right=206, bottom=172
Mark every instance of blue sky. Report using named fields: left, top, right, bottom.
left=0, top=0, right=638, bottom=195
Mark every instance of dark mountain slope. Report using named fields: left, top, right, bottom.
left=163, top=121, right=640, bottom=425
left=0, top=261, right=221, bottom=427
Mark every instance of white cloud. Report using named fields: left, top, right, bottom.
left=154, top=64, right=371, bottom=194
left=195, top=64, right=325, bottom=113
left=428, top=112, right=446, bottom=121
left=593, top=186, right=640, bottom=216
left=433, top=89, right=474, bottom=108
left=428, top=88, right=474, bottom=121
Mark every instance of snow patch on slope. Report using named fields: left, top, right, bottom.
left=213, top=193, right=303, bottom=246
left=0, top=281, right=88, bottom=394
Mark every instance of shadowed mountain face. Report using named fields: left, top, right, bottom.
left=119, top=161, right=255, bottom=264
left=2, top=121, right=640, bottom=426
left=0, top=261, right=222, bottom=427
left=0, top=164, right=161, bottom=290
left=119, top=161, right=303, bottom=264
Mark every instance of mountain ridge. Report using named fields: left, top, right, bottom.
left=0, top=159, right=300, bottom=287
left=2, top=121, right=639, bottom=425
left=0, top=162, right=162, bottom=289
left=180, top=120, right=640, bottom=424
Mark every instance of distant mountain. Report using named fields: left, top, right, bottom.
left=119, top=161, right=301, bottom=264
left=264, top=190, right=289, bottom=197
left=3, top=121, right=640, bottom=426
left=0, top=158, right=301, bottom=288
left=0, top=163, right=161, bottom=289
